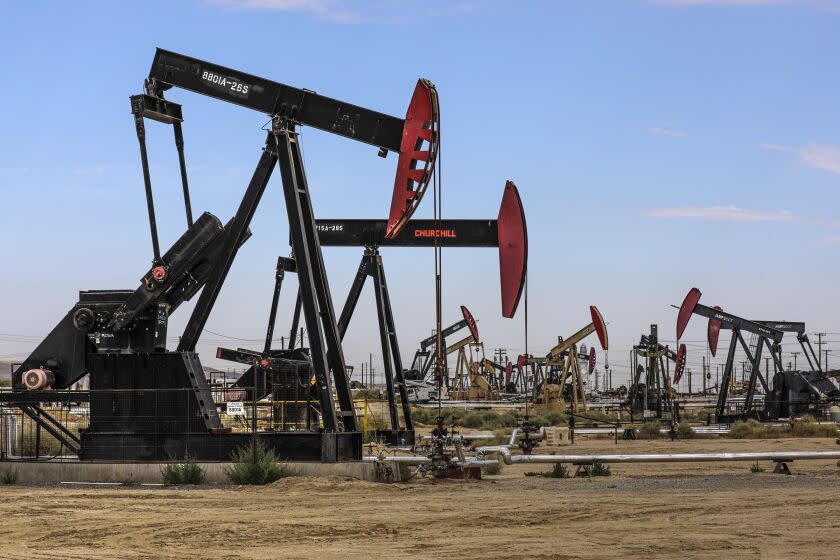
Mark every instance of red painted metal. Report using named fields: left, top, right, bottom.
left=676, top=287, right=702, bottom=340
left=385, top=78, right=439, bottom=239
left=517, top=354, right=527, bottom=370
left=152, top=266, right=167, bottom=281
left=461, top=305, right=479, bottom=343
left=23, top=368, right=55, bottom=391
left=590, top=306, right=609, bottom=351
left=505, top=362, right=513, bottom=386
left=588, top=347, right=596, bottom=374
left=673, top=343, right=687, bottom=384
left=497, top=181, right=528, bottom=318
left=708, top=306, right=722, bottom=357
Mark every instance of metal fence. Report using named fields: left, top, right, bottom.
left=0, top=384, right=327, bottom=462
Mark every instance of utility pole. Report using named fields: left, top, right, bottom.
left=825, top=349, right=832, bottom=370
left=816, top=333, right=826, bottom=369
left=791, top=351, right=800, bottom=371
left=687, top=368, right=692, bottom=394
left=765, top=356, right=770, bottom=387
left=369, top=353, right=374, bottom=388
left=702, top=356, right=707, bottom=394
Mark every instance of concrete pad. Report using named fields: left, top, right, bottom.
left=1, top=460, right=381, bottom=484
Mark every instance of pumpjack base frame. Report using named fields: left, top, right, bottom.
left=78, top=431, right=362, bottom=462
left=373, top=429, right=416, bottom=447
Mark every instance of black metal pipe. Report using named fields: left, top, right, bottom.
left=173, top=121, right=194, bottom=227
left=133, top=112, right=161, bottom=261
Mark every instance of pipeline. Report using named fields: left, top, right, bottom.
left=475, top=446, right=840, bottom=465
left=362, top=455, right=499, bottom=467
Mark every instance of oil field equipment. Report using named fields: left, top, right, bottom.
left=447, top=311, right=501, bottom=401
left=535, top=306, right=609, bottom=412
left=628, top=324, right=685, bottom=419
left=404, top=306, right=479, bottom=401
left=5, top=49, right=440, bottom=461
left=759, top=322, right=840, bottom=418
left=315, top=180, right=528, bottom=402
left=676, top=287, right=840, bottom=421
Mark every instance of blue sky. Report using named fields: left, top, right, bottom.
left=1, top=0, right=839, bottom=387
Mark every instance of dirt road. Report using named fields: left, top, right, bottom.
left=1, top=437, right=839, bottom=559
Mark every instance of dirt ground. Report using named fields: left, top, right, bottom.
left=2, top=437, right=840, bottom=559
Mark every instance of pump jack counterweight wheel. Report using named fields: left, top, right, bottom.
left=708, top=306, right=723, bottom=357
left=386, top=79, right=440, bottom=239
left=676, top=287, right=702, bottom=340
left=498, top=181, right=528, bottom=318
left=672, top=343, right=687, bottom=385
left=461, top=305, right=479, bottom=344
left=590, top=306, right=609, bottom=351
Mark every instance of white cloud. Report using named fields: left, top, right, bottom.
left=642, top=205, right=793, bottom=222
left=648, top=127, right=687, bottom=137
left=206, top=0, right=477, bottom=23
left=762, top=143, right=840, bottom=175
left=208, top=0, right=361, bottom=22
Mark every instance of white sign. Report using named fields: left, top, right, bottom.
left=227, top=402, right=246, bottom=416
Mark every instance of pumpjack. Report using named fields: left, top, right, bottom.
left=446, top=312, right=501, bottom=401
left=676, top=287, right=840, bottom=421
left=628, top=324, right=686, bottom=419
left=315, top=180, right=527, bottom=408
left=6, top=49, right=439, bottom=461
left=407, top=306, right=480, bottom=388
left=533, top=306, right=609, bottom=412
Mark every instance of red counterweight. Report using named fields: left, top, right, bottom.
left=386, top=79, right=440, bottom=239
left=497, top=181, right=528, bottom=318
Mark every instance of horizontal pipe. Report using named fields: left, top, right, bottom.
left=476, top=447, right=840, bottom=465
left=363, top=455, right=500, bottom=468
left=363, top=455, right=430, bottom=465
left=416, top=433, right=495, bottom=441
left=452, top=459, right=499, bottom=467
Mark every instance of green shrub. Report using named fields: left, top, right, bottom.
left=637, top=422, right=662, bottom=440
left=792, top=416, right=839, bottom=438
left=524, top=463, right=569, bottom=478
left=1, top=468, right=17, bottom=485
left=161, top=454, right=206, bottom=485
left=591, top=461, right=611, bottom=477
left=544, top=411, right=568, bottom=425
left=482, top=461, right=503, bottom=475
left=398, top=463, right=413, bottom=481
left=676, top=423, right=696, bottom=439
left=750, top=462, right=765, bottom=473
left=528, top=415, right=549, bottom=427
left=225, top=440, right=298, bottom=485
left=730, top=420, right=770, bottom=439
left=729, top=418, right=837, bottom=439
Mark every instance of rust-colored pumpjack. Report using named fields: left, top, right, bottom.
left=539, top=306, right=609, bottom=412
left=448, top=307, right=499, bottom=401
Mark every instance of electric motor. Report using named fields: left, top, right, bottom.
left=23, top=368, right=55, bottom=390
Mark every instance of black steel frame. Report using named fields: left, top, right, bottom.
left=335, top=247, right=414, bottom=437
left=687, top=303, right=784, bottom=421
